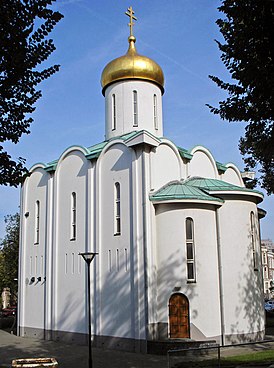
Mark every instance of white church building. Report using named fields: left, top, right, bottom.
left=18, top=8, right=266, bottom=352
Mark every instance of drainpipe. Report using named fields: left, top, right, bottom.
left=216, top=207, right=225, bottom=346
left=141, top=147, right=149, bottom=348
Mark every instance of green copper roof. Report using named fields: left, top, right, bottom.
left=41, top=131, right=235, bottom=181
left=185, top=177, right=263, bottom=196
left=150, top=180, right=224, bottom=203
left=216, top=161, right=227, bottom=173
left=177, top=147, right=193, bottom=161
left=44, top=159, right=58, bottom=172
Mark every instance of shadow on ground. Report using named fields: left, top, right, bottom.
left=0, top=329, right=167, bottom=368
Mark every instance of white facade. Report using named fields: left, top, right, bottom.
left=261, top=239, right=274, bottom=298
left=18, top=34, right=266, bottom=352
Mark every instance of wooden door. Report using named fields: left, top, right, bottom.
left=169, top=294, right=190, bottom=338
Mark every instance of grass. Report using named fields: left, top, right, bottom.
left=221, top=349, right=274, bottom=366
left=172, top=349, right=274, bottom=367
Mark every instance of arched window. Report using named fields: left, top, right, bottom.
left=114, top=182, right=121, bottom=235
left=112, top=94, right=116, bottom=130
left=153, top=94, right=158, bottom=129
left=71, top=192, right=76, bottom=240
left=133, top=90, right=138, bottom=127
left=250, top=211, right=258, bottom=270
left=186, top=217, right=196, bottom=282
left=34, top=200, right=40, bottom=244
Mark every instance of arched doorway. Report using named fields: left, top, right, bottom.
left=169, top=293, right=190, bottom=338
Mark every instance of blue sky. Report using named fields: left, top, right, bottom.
left=0, top=0, right=273, bottom=241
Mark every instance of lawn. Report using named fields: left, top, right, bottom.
left=221, top=349, right=274, bottom=366
left=171, top=349, right=274, bottom=367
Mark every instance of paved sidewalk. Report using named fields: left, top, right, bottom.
left=2, top=330, right=274, bottom=368
left=0, top=330, right=167, bottom=368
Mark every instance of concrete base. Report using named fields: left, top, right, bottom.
left=94, top=335, right=147, bottom=353
left=19, top=326, right=147, bottom=353
left=18, top=325, right=266, bottom=354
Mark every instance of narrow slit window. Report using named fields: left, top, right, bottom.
left=34, top=200, right=40, bottom=244
left=124, top=248, right=128, bottom=272
left=108, top=250, right=112, bottom=272
left=251, top=211, right=258, bottom=270
left=72, top=253, right=75, bottom=274
left=133, top=90, right=138, bottom=127
left=35, top=256, right=38, bottom=275
left=40, top=255, right=44, bottom=275
left=114, top=182, right=121, bottom=235
left=116, top=249, right=120, bottom=271
left=71, top=192, right=76, bottom=240
left=112, top=94, right=116, bottom=130
left=153, top=94, right=158, bottom=129
left=186, top=217, right=196, bottom=282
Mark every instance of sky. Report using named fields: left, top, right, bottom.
left=0, top=0, right=273, bottom=241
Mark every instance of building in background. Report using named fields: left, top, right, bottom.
left=261, top=239, right=274, bottom=299
left=18, top=8, right=266, bottom=352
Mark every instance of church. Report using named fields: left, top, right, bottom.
left=18, top=7, right=266, bottom=353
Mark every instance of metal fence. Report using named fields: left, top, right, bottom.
left=167, top=340, right=274, bottom=368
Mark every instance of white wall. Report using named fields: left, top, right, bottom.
left=155, top=203, right=222, bottom=339
left=98, top=143, right=135, bottom=338
left=218, top=199, right=264, bottom=341
left=20, top=167, right=49, bottom=332
left=54, top=150, right=91, bottom=334
left=105, top=80, right=163, bottom=140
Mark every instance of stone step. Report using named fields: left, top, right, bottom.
left=147, top=339, right=218, bottom=355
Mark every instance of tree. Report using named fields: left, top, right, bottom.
left=0, top=213, right=20, bottom=299
left=207, top=0, right=274, bottom=194
left=0, top=0, right=63, bottom=187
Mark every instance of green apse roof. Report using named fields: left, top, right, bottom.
left=150, top=177, right=263, bottom=204
left=185, top=177, right=263, bottom=196
left=150, top=180, right=224, bottom=203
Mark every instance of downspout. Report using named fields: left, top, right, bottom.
left=216, top=207, right=225, bottom=346
left=17, top=183, right=24, bottom=336
left=141, top=146, right=149, bottom=348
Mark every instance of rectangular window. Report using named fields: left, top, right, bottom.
left=133, top=90, right=138, bottom=127
left=71, top=192, right=76, bottom=240
left=153, top=94, right=158, bottom=129
left=34, top=200, right=40, bottom=244
left=114, top=183, right=121, bottom=235
left=186, top=217, right=196, bottom=282
left=112, top=94, right=116, bottom=130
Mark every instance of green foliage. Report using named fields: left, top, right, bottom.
left=0, top=213, right=20, bottom=297
left=207, top=0, right=274, bottom=194
left=0, top=0, right=63, bottom=187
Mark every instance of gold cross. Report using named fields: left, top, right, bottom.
left=125, top=6, right=137, bottom=37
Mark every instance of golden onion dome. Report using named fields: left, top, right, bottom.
left=101, top=35, right=164, bottom=95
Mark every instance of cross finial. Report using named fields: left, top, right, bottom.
left=125, top=6, right=137, bottom=37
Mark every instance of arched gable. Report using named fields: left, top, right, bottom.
left=56, top=145, right=89, bottom=168
left=222, top=163, right=244, bottom=187
left=188, top=146, right=218, bottom=179
left=151, top=139, right=184, bottom=191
